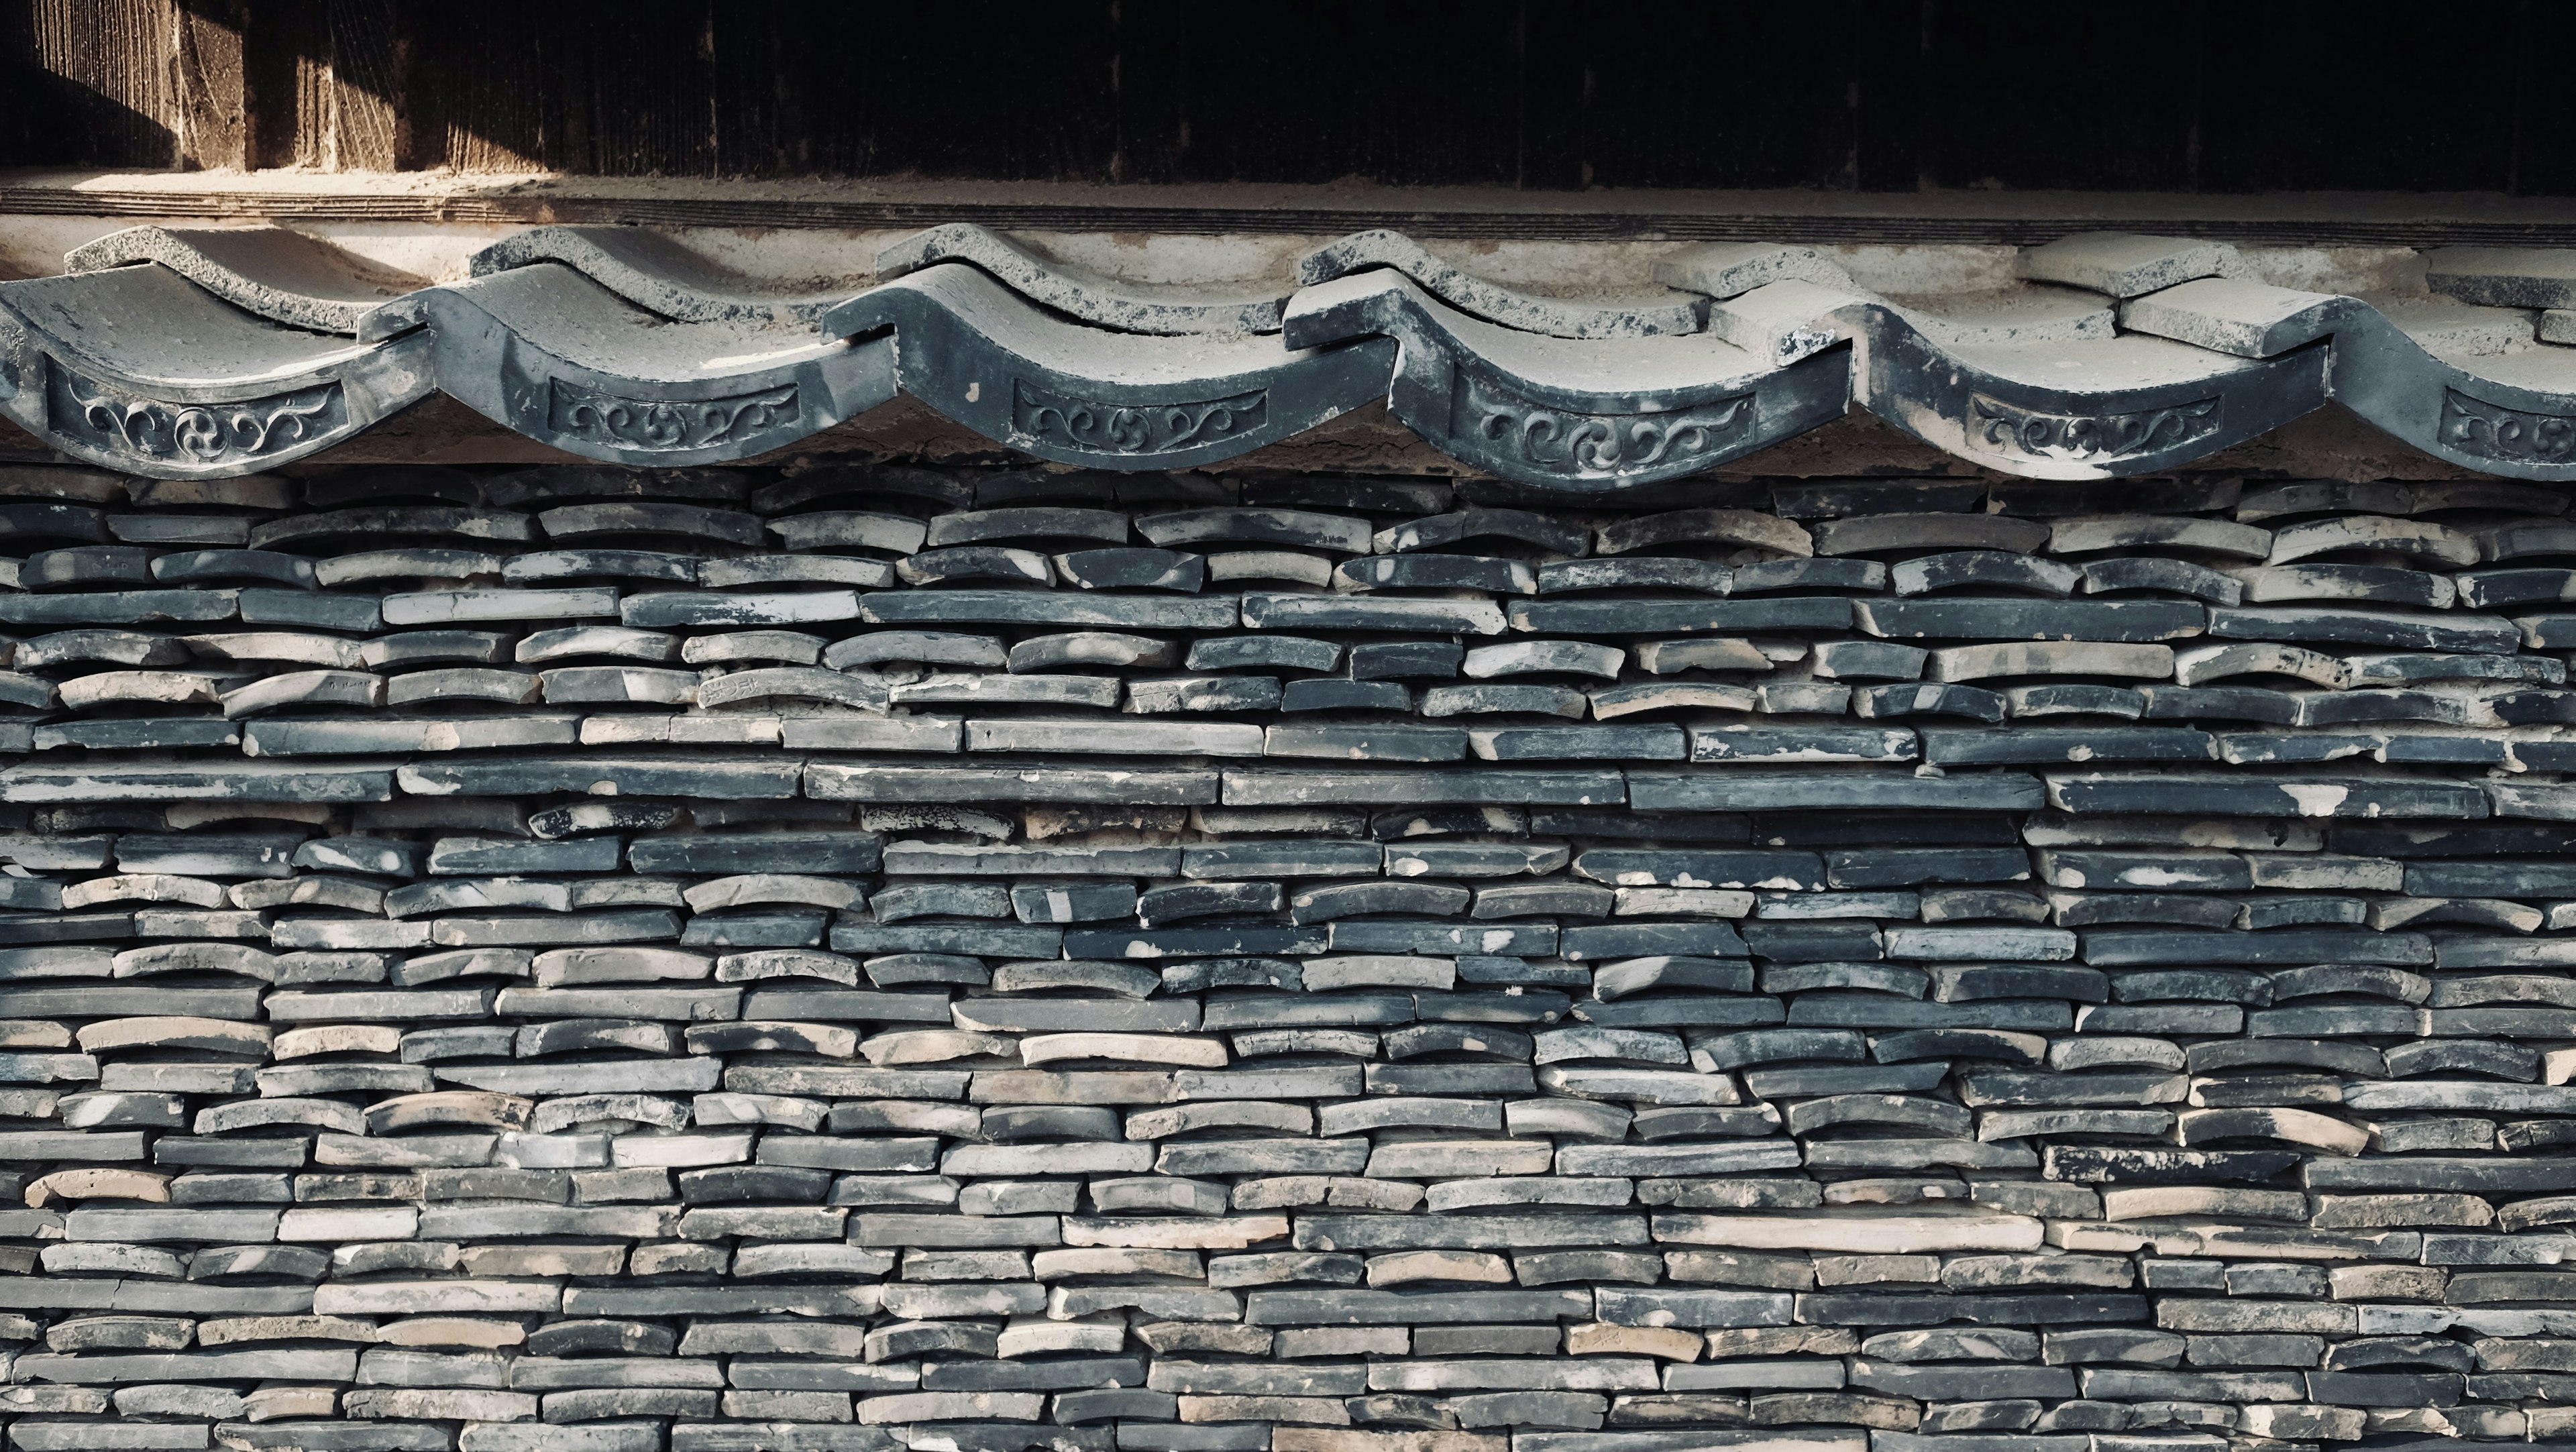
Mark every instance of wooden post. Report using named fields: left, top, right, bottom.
left=170, top=0, right=248, bottom=170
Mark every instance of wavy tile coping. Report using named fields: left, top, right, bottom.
left=0, top=263, right=433, bottom=477
left=382, top=264, right=896, bottom=467
left=13, top=225, right=2576, bottom=483
left=822, top=264, right=1393, bottom=471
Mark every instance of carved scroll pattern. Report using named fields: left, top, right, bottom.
left=2440, top=387, right=2576, bottom=463
left=1966, top=392, right=2223, bottom=463
left=1012, top=380, right=1268, bottom=456
left=1458, top=375, right=1752, bottom=479
left=549, top=378, right=801, bottom=452
left=49, top=366, right=341, bottom=465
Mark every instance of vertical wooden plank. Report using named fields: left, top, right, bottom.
left=1188, top=0, right=1488, bottom=186
left=171, top=0, right=248, bottom=170
left=286, top=0, right=340, bottom=167
left=572, top=0, right=716, bottom=176
left=1915, top=2, right=2194, bottom=190
left=0, top=3, right=55, bottom=165
left=323, top=0, right=405, bottom=168
left=16, top=0, right=182, bottom=166
left=1571, top=1, right=1851, bottom=190
left=1172, top=5, right=1360, bottom=184
left=1110, top=0, right=1186, bottom=184
left=2512, top=0, right=2576, bottom=193
left=1851, top=0, right=1923, bottom=192
left=709, top=2, right=792, bottom=176
left=1513, top=0, right=1587, bottom=191
left=409, top=0, right=556, bottom=172
left=2198, top=0, right=2516, bottom=191
left=834, top=3, right=1115, bottom=181
left=1349, top=2, right=1524, bottom=186
left=239, top=0, right=318, bottom=168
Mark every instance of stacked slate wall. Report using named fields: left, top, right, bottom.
left=0, top=460, right=2568, bottom=1452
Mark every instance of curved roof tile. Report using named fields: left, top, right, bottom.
left=0, top=263, right=432, bottom=478
left=7, top=225, right=2576, bottom=484
left=877, top=222, right=1289, bottom=336
left=823, top=264, right=1391, bottom=471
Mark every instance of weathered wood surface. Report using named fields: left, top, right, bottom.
left=4, top=1, right=2575, bottom=193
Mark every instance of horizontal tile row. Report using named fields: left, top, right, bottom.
left=10, top=227, right=2576, bottom=487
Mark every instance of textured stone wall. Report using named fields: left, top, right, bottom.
left=0, top=459, right=2567, bottom=1452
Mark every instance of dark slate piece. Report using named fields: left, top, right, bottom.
left=398, top=756, right=802, bottom=800
left=1513, top=598, right=1852, bottom=635
left=1920, top=728, right=2214, bottom=765
left=1535, top=558, right=1731, bottom=596
left=1855, top=599, right=2205, bottom=643
left=1056, top=548, right=1205, bottom=593
left=468, top=224, right=854, bottom=325
left=2082, top=555, right=2243, bottom=604
left=1297, top=229, right=1704, bottom=339
left=64, top=223, right=427, bottom=333
left=2208, top=605, right=2518, bottom=653
left=1378, top=508, right=1591, bottom=557
left=880, top=222, right=1289, bottom=335
left=2045, top=771, right=2488, bottom=819
left=1891, top=551, right=2080, bottom=596
left=1631, top=771, right=2043, bottom=814
left=1774, top=478, right=1990, bottom=518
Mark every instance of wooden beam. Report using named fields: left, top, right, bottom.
left=3, top=174, right=2576, bottom=247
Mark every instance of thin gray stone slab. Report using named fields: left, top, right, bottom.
left=2118, top=276, right=2356, bottom=359
left=2017, top=233, right=2232, bottom=298
left=879, top=223, right=1289, bottom=335
left=1654, top=241, right=1856, bottom=301
left=0, top=761, right=398, bottom=803
left=851, top=590, right=1236, bottom=631
left=2426, top=246, right=2576, bottom=310
left=1629, top=771, right=2042, bottom=814
left=64, top=225, right=426, bottom=334
left=466, top=224, right=856, bottom=325
left=1297, top=228, right=1703, bottom=339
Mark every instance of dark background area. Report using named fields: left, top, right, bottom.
left=2, top=0, right=2564, bottom=194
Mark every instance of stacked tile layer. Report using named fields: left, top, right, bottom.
left=0, top=461, right=2568, bottom=1452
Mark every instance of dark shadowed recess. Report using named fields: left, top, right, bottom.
left=3, top=0, right=2575, bottom=194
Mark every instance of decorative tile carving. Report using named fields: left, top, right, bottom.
left=50, top=366, right=343, bottom=465
left=1012, top=380, right=1267, bottom=456
left=825, top=264, right=1387, bottom=471
left=548, top=378, right=802, bottom=453
left=2438, top=386, right=2576, bottom=463
left=14, top=221, right=2576, bottom=484
left=1966, top=391, right=2224, bottom=464
left=1457, top=374, right=1753, bottom=479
